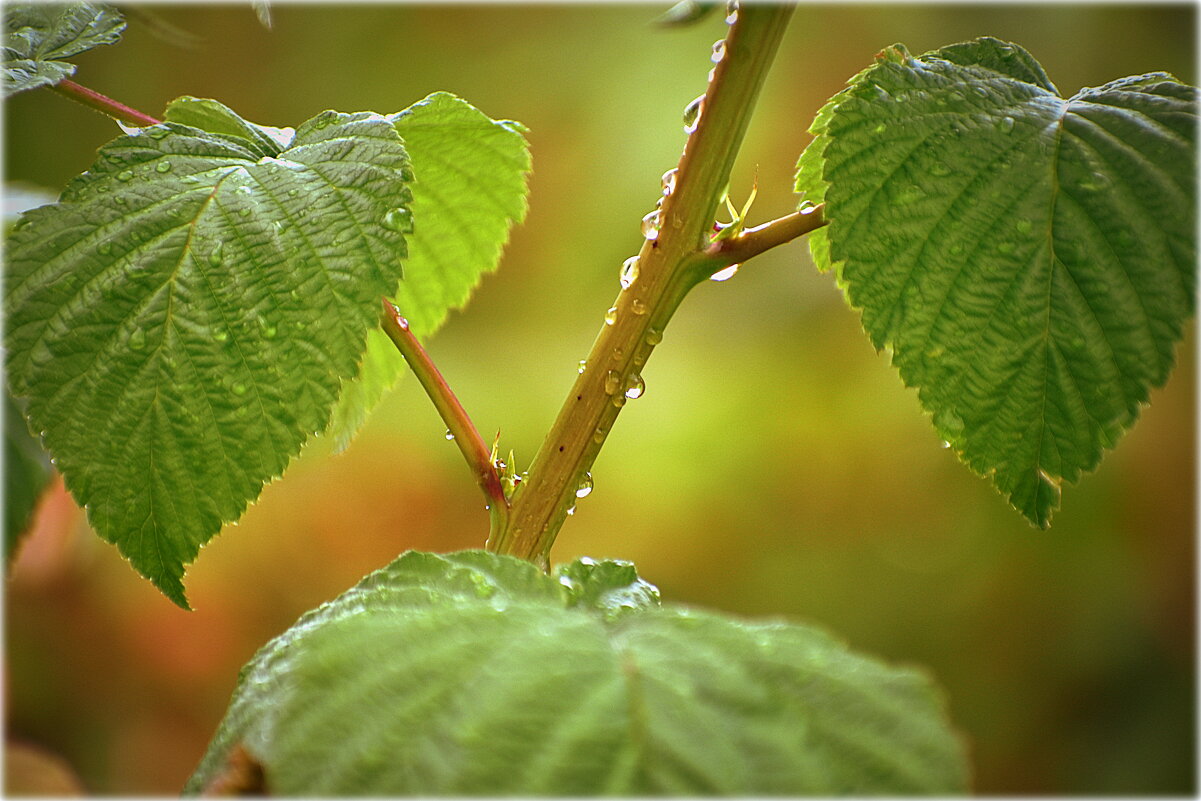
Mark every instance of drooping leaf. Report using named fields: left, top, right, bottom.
left=185, top=550, right=968, bottom=795
left=4, top=390, right=53, bottom=564
left=327, top=92, right=531, bottom=451
left=3, top=2, right=125, bottom=97
left=796, top=37, right=1197, bottom=527
left=4, top=105, right=413, bottom=607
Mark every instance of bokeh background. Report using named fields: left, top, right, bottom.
left=4, top=2, right=1195, bottom=794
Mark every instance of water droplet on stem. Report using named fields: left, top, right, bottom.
left=682, top=94, right=705, bottom=134
left=710, top=264, right=739, bottom=282
left=641, top=210, right=662, bottom=240
left=620, top=256, right=639, bottom=290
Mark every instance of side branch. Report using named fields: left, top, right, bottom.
left=48, top=79, right=162, bottom=127
left=704, top=204, right=826, bottom=267
left=380, top=300, right=509, bottom=527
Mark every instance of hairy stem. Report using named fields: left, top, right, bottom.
left=49, top=79, right=162, bottom=127
left=489, top=4, right=796, bottom=567
left=380, top=301, right=509, bottom=536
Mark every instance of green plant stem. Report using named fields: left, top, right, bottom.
left=380, top=300, right=509, bottom=536
left=49, top=78, right=162, bottom=127
left=706, top=205, right=826, bottom=266
left=489, top=4, right=797, bottom=567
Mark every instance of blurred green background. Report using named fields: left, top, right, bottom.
left=4, top=2, right=1195, bottom=794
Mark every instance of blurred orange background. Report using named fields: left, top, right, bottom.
left=4, top=3, right=1195, bottom=794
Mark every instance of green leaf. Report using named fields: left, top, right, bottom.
left=4, top=390, right=53, bottom=564
left=327, top=92, right=531, bottom=451
left=185, top=551, right=968, bottom=795
left=4, top=105, right=413, bottom=607
left=3, top=2, right=125, bottom=97
left=795, top=37, right=1197, bottom=527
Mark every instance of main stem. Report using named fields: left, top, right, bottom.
left=489, top=4, right=796, bottom=567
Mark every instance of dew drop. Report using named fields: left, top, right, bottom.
left=997, top=241, right=1015, bottom=255
left=593, top=427, right=606, bottom=444
left=873, top=123, right=886, bottom=134
left=256, top=314, right=278, bottom=339
left=212, top=327, right=229, bottom=343
left=97, top=241, right=113, bottom=256
left=798, top=199, right=818, bottom=214
left=238, top=207, right=252, bottom=218
left=231, top=382, right=248, bottom=396
left=116, top=120, right=142, bottom=136
left=646, top=328, right=663, bottom=346
left=381, top=206, right=414, bottom=233
left=623, top=373, right=645, bottom=399
left=611, top=394, right=626, bottom=408
left=566, top=503, right=577, bottom=516
left=710, top=264, right=739, bottom=282
left=116, top=170, right=134, bottom=182
left=604, top=306, right=618, bottom=326
left=641, top=210, right=662, bottom=240
left=929, top=161, right=951, bottom=177
left=445, top=429, right=455, bottom=441
left=631, top=298, right=648, bottom=316
left=575, top=472, right=594, bottom=498
left=711, top=39, right=727, bottom=64
left=940, top=440, right=951, bottom=449
left=208, top=242, right=224, bottom=267
left=577, top=359, right=587, bottom=374
left=1015, top=218, right=1033, bottom=235
left=660, top=167, right=678, bottom=196
left=611, top=346, right=624, bottom=361
left=620, top=256, right=640, bottom=289
left=682, top=94, right=705, bottom=134
left=725, top=0, right=739, bottom=24
left=604, top=370, right=621, bottom=395
left=155, top=160, right=172, bottom=173
left=128, top=327, right=147, bottom=351
left=997, top=116, right=1016, bottom=134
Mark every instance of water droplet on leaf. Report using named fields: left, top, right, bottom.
left=631, top=298, right=647, bottom=315
left=128, top=327, right=147, bottom=351
left=577, top=359, right=587, bottom=374
left=212, top=328, right=229, bottom=343
left=646, top=328, right=663, bottom=346
left=611, top=394, right=626, bottom=408
left=623, top=373, right=645, bottom=399
left=604, top=370, right=621, bottom=395
left=575, top=472, right=594, bottom=498
left=604, top=306, right=618, bottom=326
left=155, top=160, right=172, bottom=173
left=256, top=314, right=278, bottom=338
left=997, top=116, right=1016, bottom=133
left=116, top=120, right=142, bottom=136
left=381, top=206, right=414, bottom=233
left=116, top=170, right=134, bottom=182
left=445, top=429, right=455, bottom=440
left=97, top=242, right=113, bottom=256
left=208, top=242, right=224, bottom=267
left=1016, top=218, right=1033, bottom=235
left=711, top=39, right=726, bottom=64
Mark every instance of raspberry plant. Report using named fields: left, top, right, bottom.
left=4, top=2, right=1195, bottom=794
